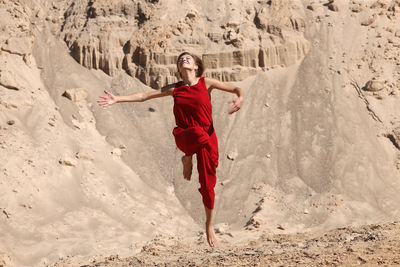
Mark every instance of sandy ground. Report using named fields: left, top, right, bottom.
left=52, top=221, right=400, bottom=266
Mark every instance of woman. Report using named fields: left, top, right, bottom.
left=98, top=52, right=244, bottom=247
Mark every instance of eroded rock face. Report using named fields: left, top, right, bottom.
left=60, top=0, right=310, bottom=88
left=62, top=0, right=140, bottom=76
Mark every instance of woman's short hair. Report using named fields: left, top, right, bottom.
left=176, top=52, right=205, bottom=77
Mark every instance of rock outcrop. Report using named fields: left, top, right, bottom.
left=60, top=0, right=310, bottom=88
left=61, top=0, right=140, bottom=76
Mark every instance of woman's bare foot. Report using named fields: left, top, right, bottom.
left=204, top=207, right=217, bottom=247
left=181, top=155, right=193, bottom=181
left=206, top=224, right=217, bottom=247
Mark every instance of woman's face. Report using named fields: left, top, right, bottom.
left=177, top=54, right=198, bottom=73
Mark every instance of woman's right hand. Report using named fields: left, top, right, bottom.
left=97, top=90, right=118, bottom=107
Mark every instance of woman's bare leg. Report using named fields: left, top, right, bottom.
left=205, top=206, right=217, bottom=247
left=181, top=155, right=193, bottom=180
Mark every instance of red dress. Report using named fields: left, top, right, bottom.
left=173, top=77, right=219, bottom=210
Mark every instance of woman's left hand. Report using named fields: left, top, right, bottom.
left=228, top=96, right=243, bottom=114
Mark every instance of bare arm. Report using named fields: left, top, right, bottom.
left=204, top=77, right=244, bottom=114
left=97, top=83, right=175, bottom=107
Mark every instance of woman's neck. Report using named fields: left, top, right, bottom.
left=181, top=70, right=199, bottom=86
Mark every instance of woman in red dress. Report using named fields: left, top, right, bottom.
left=98, top=52, right=244, bottom=247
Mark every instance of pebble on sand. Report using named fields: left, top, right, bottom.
left=328, top=3, right=339, bottom=12
left=364, top=80, right=385, bottom=92
left=63, top=88, right=88, bottom=102
left=227, top=151, right=238, bottom=160
left=2, top=209, right=10, bottom=218
left=111, top=148, right=122, bottom=156
left=306, top=4, right=315, bottom=11
left=214, top=223, right=229, bottom=234
left=59, top=157, right=77, bottom=166
left=75, top=149, right=94, bottom=161
left=277, top=224, right=286, bottom=230
left=361, top=15, right=377, bottom=26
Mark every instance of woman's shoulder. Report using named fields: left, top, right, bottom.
left=161, top=82, right=182, bottom=95
left=176, top=80, right=184, bottom=86
left=203, top=77, right=217, bottom=84
left=202, top=76, right=215, bottom=88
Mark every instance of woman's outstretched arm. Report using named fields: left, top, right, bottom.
left=204, top=77, right=244, bottom=114
left=97, top=83, right=175, bottom=107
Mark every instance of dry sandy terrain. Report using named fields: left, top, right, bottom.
left=1, top=0, right=400, bottom=266
left=54, top=221, right=400, bottom=266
